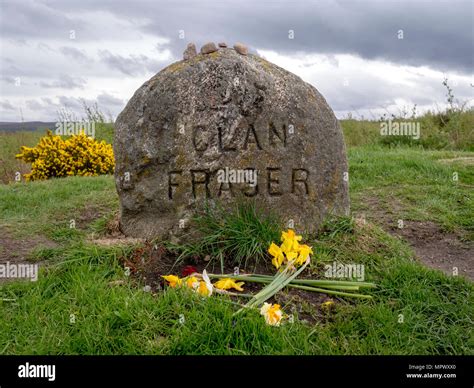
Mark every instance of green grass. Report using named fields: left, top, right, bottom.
left=349, top=145, right=474, bottom=238
left=0, top=175, right=116, bottom=239
left=0, top=222, right=471, bottom=355
left=0, top=130, right=44, bottom=184
left=0, top=121, right=473, bottom=355
left=167, top=202, right=281, bottom=271
left=340, top=109, right=474, bottom=151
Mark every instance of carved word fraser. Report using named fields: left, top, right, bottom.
left=168, top=167, right=310, bottom=199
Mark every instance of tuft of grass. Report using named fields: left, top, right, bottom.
left=167, top=202, right=281, bottom=272
left=0, top=224, right=471, bottom=355
left=319, top=216, right=355, bottom=239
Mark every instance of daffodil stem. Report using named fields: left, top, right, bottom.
left=213, top=289, right=254, bottom=298
left=208, top=274, right=376, bottom=288
left=235, top=259, right=310, bottom=315
left=287, top=284, right=373, bottom=299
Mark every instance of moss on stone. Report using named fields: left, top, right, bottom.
left=163, top=60, right=190, bottom=74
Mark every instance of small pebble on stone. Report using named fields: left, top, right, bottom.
left=233, top=42, right=248, bottom=55
left=200, top=42, right=218, bottom=54
left=183, top=43, right=197, bottom=60
left=218, top=42, right=227, bottom=48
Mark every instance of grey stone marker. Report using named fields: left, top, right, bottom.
left=114, top=48, right=349, bottom=239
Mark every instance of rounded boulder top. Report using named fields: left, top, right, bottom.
left=114, top=47, right=349, bottom=239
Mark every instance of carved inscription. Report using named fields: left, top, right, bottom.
left=168, top=121, right=311, bottom=200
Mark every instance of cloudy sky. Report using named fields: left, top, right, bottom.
left=0, top=0, right=472, bottom=122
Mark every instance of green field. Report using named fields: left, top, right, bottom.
left=0, top=118, right=473, bottom=355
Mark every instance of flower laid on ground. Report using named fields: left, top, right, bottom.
left=268, top=229, right=313, bottom=269
left=163, top=228, right=376, bottom=327
left=321, top=300, right=334, bottom=309
left=181, top=265, right=198, bottom=277
left=268, top=243, right=285, bottom=269
left=162, top=275, right=182, bottom=288
left=214, top=278, right=245, bottom=292
left=260, top=302, right=283, bottom=326
left=197, top=270, right=213, bottom=297
left=186, top=276, right=199, bottom=289
left=15, top=130, right=114, bottom=181
left=163, top=271, right=213, bottom=297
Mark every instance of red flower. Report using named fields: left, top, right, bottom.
left=181, top=265, right=198, bottom=277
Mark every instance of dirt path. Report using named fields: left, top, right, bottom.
left=0, top=227, right=56, bottom=283
left=356, top=198, right=473, bottom=281
left=389, top=220, right=473, bottom=280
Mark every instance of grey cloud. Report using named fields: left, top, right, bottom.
left=8, top=38, right=27, bottom=46
left=98, top=50, right=163, bottom=76
left=0, top=0, right=472, bottom=122
left=0, top=100, right=16, bottom=110
left=97, top=93, right=124, bottom=107
left=322, top=73, right=473, bottom=116
left=26, top=99, right=44, bottom=110
left=57, top=96, right=84, bottom=110
left=98, top=0, right=474, bottom=73
left=0, top=0, right=92, bottom=40
left=39, top=74, right=87, bottom=89
left=55, top=95, right=124, bottom=119
left=1, top=0, right=472, bottom=73
left=1, top=75, right=16, bottom=84
left=37, top=42, right=54, bottom=52
left=59, top=46, right=90, bottom=63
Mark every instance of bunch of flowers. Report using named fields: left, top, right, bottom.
left=268, top=229, right=313, bottom=269
left=15, top=130, right=114, bottom=181
left=162, top=229, right=375, bottom=326
left=162, top=271, right=245, bottom=298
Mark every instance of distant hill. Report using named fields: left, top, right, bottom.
left=0, top=121, right=56, bottom=132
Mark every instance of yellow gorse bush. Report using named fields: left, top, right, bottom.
left=15, top=130, right=114, bottom=181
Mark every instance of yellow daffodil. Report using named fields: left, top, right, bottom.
left=214, top=278, right=245, bottom=292
left=280, top=229, right=302, bottom=255
left=280, top=238, right=293, bottom=256
left=186, top=276, right=199, bottom=289
left=260, top=302, right=283, bottom=326
left=197, top=281, right=211, bottom=296
left=268, top=242, right=285, bottom=269
left=196, top=270, right=213, bottom=297
left=321, top=300, right=334, bottom=309
left=281, top=229, right=302, bottom=243
left=162, top=275, right=182, bottom=288
left=296, top=244, right=313, bottom=265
